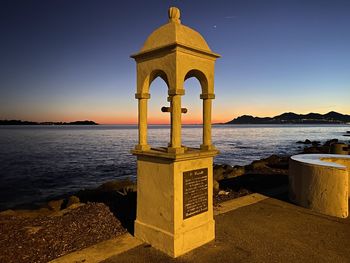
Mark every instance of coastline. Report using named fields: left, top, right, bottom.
left=2, top=124, right=349, bottom=212
left=0, top=138, right=348, bottom=262
left=0, top=138, right=345, bottom=213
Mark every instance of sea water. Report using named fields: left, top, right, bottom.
left=0, top=124, right=348, bottom=210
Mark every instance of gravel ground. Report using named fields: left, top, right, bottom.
left=0, top=202, right=126, bottom=263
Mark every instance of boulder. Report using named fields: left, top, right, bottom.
left=296, top=139, right=312, bottom=144
left=225, top=165, right=245, bottom=179
left=303, top=146, right=323, bottom=154
left=324, top=139, right=338, bottom=147
left=264, top=154, right=289, bottom=169
left=98, top=179, right=136, bottom=193
left=213, top=164, right=245, bottom=181
left=66, top=195, right=80, bottom=208
left=264, top=155, right=282, bottom=165
left=248, top=159, right=268, bottom=170
left=47, top=199, right=64, bottom=211
left=213, top=179, right=220, bottom=193
left=311, top=141, right=321, bottom=146
left=213, top=164, right=228, bottom=181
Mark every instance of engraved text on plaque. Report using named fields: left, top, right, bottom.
left=183, top=168, right=208, bottom=219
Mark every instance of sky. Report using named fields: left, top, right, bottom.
left=0, top=0, right=349, bottom=124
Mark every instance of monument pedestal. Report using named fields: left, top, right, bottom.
left=132, top=148, right=218, bottom=257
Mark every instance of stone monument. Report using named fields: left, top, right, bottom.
left=131, top=7, right=220, bottom=257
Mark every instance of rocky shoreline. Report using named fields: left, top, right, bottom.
left=0, top=138, right=348, bottom=263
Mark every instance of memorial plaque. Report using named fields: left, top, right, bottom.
left=183, top=168, right=208, bottom=219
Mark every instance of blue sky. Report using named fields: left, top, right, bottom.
left=0, top=0, right=349, bottom=123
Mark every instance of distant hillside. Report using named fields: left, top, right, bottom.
left=226, top=111, right=350, bottom=124
left=0, top=120, right=98, bottom=125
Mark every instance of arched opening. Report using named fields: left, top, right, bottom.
left=184, top=69, right=208, bottom=94
left=182, top=74, right=204, bottom=148
left=149, top=70, right=169, bottom=88
left=147, top=72, right=170, bottom=148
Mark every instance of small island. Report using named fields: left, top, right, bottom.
left=225, top=111, right=350, bottom=124
left=0, top=120, right=99, bottom=125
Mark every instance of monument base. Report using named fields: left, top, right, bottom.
left=135, top=219, right=215, bottom=257
left=132, top=147, right=218, bottom=258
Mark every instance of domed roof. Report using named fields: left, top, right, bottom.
left=139, top=7, right=212, bottom=53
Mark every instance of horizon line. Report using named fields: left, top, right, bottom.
left=2, top=110, right=349, bottom=125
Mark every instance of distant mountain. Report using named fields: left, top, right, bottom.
left=0, top=120, right=98, bottom=125
left=225, top=111, right=350, bottom=124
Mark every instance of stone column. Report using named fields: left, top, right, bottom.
left=200, top=93, right=215, bottom=150
left=168, top=89, right=185, bottom=153
left=135, top=93, right=150, bottom=151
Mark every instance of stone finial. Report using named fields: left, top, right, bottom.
left=168, top=7, right=181, bottom=23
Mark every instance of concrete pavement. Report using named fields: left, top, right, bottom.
left=103, top=196, right=350, bottom=263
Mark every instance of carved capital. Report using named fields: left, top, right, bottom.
left=200, top=93, right=215, bottom=100
left=135, top=93, right=151, bottom=99
left=168, top=89, right=185, bottom=96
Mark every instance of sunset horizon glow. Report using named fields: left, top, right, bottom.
left=6, top=107, right=349, bottom=125
left=1, top=1, right=349, bottom=124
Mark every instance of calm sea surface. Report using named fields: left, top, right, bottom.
left=0, top=124, right=349, bottom=210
